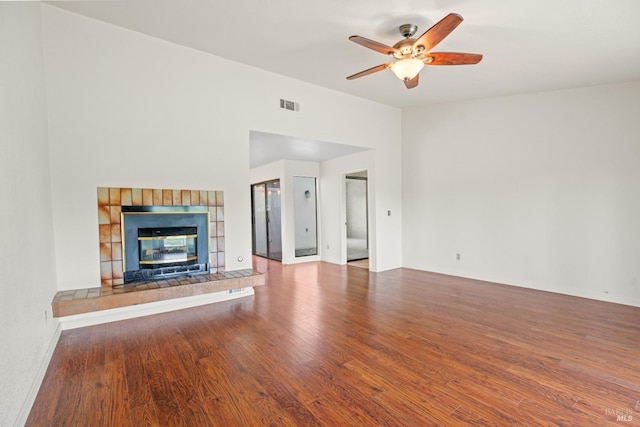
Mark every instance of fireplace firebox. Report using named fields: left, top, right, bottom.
left=122, top=206, right=210, bottom=283
left=138, top=226, right=197, bottom=267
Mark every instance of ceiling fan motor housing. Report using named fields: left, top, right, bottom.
left=393, top=37, right=422, bottom=59
left=398, top=24, right=418, bottom=38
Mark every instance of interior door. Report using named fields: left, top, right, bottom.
left=251, top=180, right=282, bottom=261
left=252, top=183, right=268, bottom=258
left=265, top=180, right=282, bottom=261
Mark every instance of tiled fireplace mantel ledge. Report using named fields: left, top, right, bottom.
left=52, top=269, right=264, bottom=323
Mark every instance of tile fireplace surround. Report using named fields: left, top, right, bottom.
left=97, top=187, right=224, bottom=287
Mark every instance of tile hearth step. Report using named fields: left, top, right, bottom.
left=52, top=269, right=264, bottom=317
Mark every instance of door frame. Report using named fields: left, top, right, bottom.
left=343, top=170, right=370, bottom=264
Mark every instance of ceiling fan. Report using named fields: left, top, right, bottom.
left=346, top=13, right=482, bottom=89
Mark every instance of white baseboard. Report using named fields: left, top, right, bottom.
left=60, top=287, right=255, bottom=330
left=15, top=321, right=62, bottom=427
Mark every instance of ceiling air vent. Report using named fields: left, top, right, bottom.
left=279, top=98, right=299, bottom=112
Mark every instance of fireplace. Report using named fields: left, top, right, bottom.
left=121, top=206, right=210, bottom=283
left=97, top=187, right=224, bottom=287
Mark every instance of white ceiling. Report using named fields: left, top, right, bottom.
left=249, top=131, right=369, bottom=169
left=46, top=0, right=640, bottom=109
left=44, top=0, right=640, bottom=167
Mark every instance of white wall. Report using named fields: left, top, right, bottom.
left=402, top=81, right=640, bottom=307
left=41, top=5, right=402, bottom=290
left=0, top=4, right=60, bottom=426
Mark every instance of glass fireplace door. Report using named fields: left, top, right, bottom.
left=138, top=227, right=197, bottom=267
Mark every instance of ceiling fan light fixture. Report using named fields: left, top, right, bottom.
left=347, top=13, right=480, bottom=89
left=390, top=58, right=424, bottom=81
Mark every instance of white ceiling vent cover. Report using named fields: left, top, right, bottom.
left=279, top=98, right=300, bottom=112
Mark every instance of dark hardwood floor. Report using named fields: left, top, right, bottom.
left=28, top=258, right=640, bottom=426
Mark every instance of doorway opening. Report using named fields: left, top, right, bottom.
left=345, top=171, right=369, bottom=266
left=251, top=180, right=282, bottom=261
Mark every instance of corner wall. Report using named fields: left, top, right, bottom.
left=402, top=81, right=640, bottom=306
left=0, top=4, right=60, bottom=425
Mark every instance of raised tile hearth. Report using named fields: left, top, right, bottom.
left=52, top=269, right=264, bottom=317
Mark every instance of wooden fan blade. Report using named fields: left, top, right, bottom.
left=349, top=35, right=398, bottom=56
left=404, top=74, right=419, bottom=89
left=413, top=13, right=463, bottom=52
left=426, top=52, right=483, bottom=65
left=346, top=63, right=392, bottom=80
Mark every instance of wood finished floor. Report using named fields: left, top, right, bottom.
left=28, top=258, right=640, bottom=426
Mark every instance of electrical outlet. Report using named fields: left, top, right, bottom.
left=456, top=253, right=461, bottom=261
left=44, top=309, right=48, bottom=321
